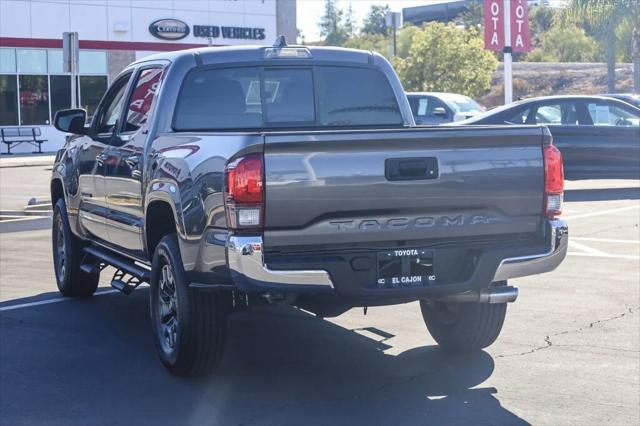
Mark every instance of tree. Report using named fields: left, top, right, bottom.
left=344, top=2, right=356, bottom=40
left=395, top=23, right=498, bottom=98
left=566, top=0, right=640, bottom=92
left=459, top=1, right=483, bottom=30
left=526, top=24, right=598, bottom=62
left=362, top=4, right=390, bottom=36
left=529, top=5, right=559, bottom=47
left=319, top=0, right=347, bottom=46
left=616, top=19, right=634, bottom=62
left=395, top=25, right=421, bottom=59
left=344, top=25, right=420, bottom=60
left=344, top=33, right=389, bottom=57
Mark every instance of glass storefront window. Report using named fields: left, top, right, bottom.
left=1, top=49, right=108, bottom=126
left=0, top=75, right=19, bottom=125
left=19, top=75, right=49, bottom=125
left=1, top=48, right=16, bottom=73
left=50, top=75, right=72, bottom=119
left=47, top=50, right=64, bottom=74
left=17, top=49, right=47, bottom=74
left=79, top=51, right=107, bottom=75
left=80, top=75, right=108, bottom=118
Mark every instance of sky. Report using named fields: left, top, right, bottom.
left=296, top=0, right=436, bottom=42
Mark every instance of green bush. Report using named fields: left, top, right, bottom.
left=394, top=23, right=498, bottom=98
left=526, top=24, right=598, bottom=62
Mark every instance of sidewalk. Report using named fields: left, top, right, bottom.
left=0, top=154, right=56, bottom=168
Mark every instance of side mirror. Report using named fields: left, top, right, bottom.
left=433, top=107, right=447, bottom=116
left=54, top=109, right=87, bottom=134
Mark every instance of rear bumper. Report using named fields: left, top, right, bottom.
left=227, top=236, right=334, bottom=293
left=227, top=219, right=568, bottom=297
left=493, top=219, right=568, bottom=281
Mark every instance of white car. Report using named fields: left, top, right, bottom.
left=406, top=92, right=485, bottom=125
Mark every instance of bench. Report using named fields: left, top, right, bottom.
left=1, top=127, right=47, bottom=154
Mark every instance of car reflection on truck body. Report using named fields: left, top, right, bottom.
left=407, top=92, right=484, bottom=125
left=455, top=95, right=640, bottom=179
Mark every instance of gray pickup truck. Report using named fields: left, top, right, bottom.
left=50, top=39, right=568, bottom=376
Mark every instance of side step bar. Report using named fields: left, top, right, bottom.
left=82, top=245, right=151, bottom=295
left=433, top=286, right=518, bottom=304
left=83, top=245, right=151, bottom=281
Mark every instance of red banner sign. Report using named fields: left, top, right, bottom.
left=510, top=0, right=531, bottom=52
left=484, top=0, right=531, bottom=53
left=484, top=0, right=504, bottom=51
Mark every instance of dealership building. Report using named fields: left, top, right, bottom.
left=0, top=0, right=296, bottom=153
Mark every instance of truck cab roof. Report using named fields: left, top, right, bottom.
left=132, top=44, right=377, bottom=68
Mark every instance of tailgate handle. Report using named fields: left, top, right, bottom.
left=386, top=157, right=438, bottom=181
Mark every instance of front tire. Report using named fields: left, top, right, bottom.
left=420, top=285, right=507, bottom=351
left=52, top=198, right=99, bottom=297
left=149, top=234, right=228, bottom=376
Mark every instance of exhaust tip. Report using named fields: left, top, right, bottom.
left=485, top=286, right=518, bottom=304
left=433, top=286, right=518, bottom=304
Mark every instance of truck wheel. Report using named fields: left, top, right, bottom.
left=52, top=198, right=99, bottom=297
left=420, top=287, right=507, bottom=351
left=149, top=234, right=228, bottom=376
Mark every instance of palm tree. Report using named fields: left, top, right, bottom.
left=567, top=0, right=640, bottom=92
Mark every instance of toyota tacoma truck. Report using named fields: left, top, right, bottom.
left=50, top=39, right=568, bottom=376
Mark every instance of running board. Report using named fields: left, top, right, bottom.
left=110, top=269, right=144, bottom=295
left=82, top=245, right=151, bottom=282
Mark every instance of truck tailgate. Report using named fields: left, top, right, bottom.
left=263, top=126, right=546, bottom=250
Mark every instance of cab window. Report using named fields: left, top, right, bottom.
left=124, top=67, right=164, bottom=133
left=95, top=74, right=131, bottom=134
left=173, top=66, right=402, bottom=131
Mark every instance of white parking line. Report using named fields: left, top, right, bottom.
left=568, top=240, right=609, bottom=256
left=563, top=205, right=640, bottom=220
left=572, top=237, right=639, bottom=244
left=0, top=289, right=120, bottom=312
left=567, top=252, right=640, bottom=260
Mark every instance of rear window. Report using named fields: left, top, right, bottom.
left=173, top=66, right=402, bottom=131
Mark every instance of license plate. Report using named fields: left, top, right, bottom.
left=376, top=248, right=436, bottom=289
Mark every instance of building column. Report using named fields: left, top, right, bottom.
left=275, top=0, right=297, bottom=44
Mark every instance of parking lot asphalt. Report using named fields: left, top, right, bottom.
left=0, top=165, right=639, bottom=425
left=0, top=165, right=52, bottom=211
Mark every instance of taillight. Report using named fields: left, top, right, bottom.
left=543, top=144, right=564, bottom=218
left=225, top=154, right=264, bottom=230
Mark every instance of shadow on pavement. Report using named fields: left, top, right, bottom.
left=564, top=186, right=640, bottom=202
left=0, top=290, right=528, bottom=426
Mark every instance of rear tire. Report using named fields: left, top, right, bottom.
left=52, top=198, right=99, bottom=297
left=149, top=234, right=228, bottom=376
left=420, top=284, right=507, bottom=351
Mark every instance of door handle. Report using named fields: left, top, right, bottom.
left=96, top=153, right=108, bottom=165
left=385, top=157, right=439, bottom=181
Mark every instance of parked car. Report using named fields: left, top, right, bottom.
left=456, top=95, right=640, bottom=179
left=600, top=93, right=640, bottom=109
left=407, top=92, right=484, bottom=124
left=50, top=41, right=568, bottom=376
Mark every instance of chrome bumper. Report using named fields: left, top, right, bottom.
left=227, top=235, right=334, bottom=291
left=226, top=219, right=567, bottom=292
left=492, top=219, right=568, bottom=281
